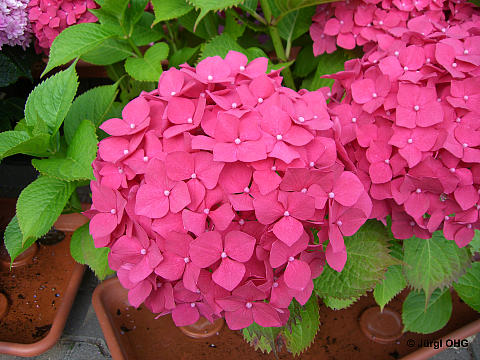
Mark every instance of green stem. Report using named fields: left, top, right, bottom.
left=127, top=37, right=142, bottom=57
left=268, top=26, right=296, bottom=90
left=165, top=22, right=178, bottom=53
left=259, top=0, right=272, bottom=24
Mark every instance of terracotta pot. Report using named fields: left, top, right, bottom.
left=179, top=317, right=224, bottom=339
left=0, top=242, right=38, bottom=270
left=0, top=199, right=86, bottom=357
left=93, top=277, right=480, bottom=360
left=0, top=293, right=8, bottom=320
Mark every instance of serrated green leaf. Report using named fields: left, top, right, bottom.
left=239, top=0, right=260, bottom=13
left=453, top=262, right=480, bottom=312
left=293, top=46, right=319, bottom=77
left=4, top=216, right=37, bottom=264
left=277, top=7, right=314, bottom=41
left=200, top=33, right=245, bottom=60
left=322, top=296, right=358, bottom=310
left=17, top=176, right=75, bottom=245
left=374, top=265, right=407, bottom=311
left=169, top=46, right=200, bottom=67
left=0, top=131, right=51, bottom=159
left=242, top=322, right=282, bottom=354
left=64, top=83, right=119, bottom=144
left=470, top=230, right=480, bottom=253
left=81, top=38, right=135, bottom=65
left=32, top=120, right=98, bottom=181
left=224, top=9, right=246, bottom=39
left=125, top=0, right=150, bottom=31
left=403, top=232, right=472, bottom=305
left=43, top=23, right=116, bottom=75
left=188, top=0, right=243, bottom=30
left=151, top=0, right=194, bottom=25
left=125, top=43, right=169, bottom=81
left=131, top=12, right=164, bottom=46
left=71, top=223, right=114, bottom=279
left=402, top=289, right=452, bottom=334
left=308, top=50, right=349, bottom=90
left=314, top=220, right=399, bottom=299
left=282, top=296, right=319, bottom=356
left=178, top=9, right=218, bottom=39
left=25, top=63, right=78, bottom=135
left=271, top=0, right=338, bottom=21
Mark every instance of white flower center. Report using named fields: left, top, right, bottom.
left=243, top=187, right=250, bottom=193
left=170, top=91, right=176, bottom=96
left=449, top=168, right=456, bottom=173
left=203, top=208, right=210, bottom=214
left=288, top=256, right=295, bottom=262
left=207, top=75, right=213, bottom=81
left=352, top=117, right=357, bottom=123
left=407, top=138, right=413, bottom=144
left=445, top=216, right=450, bottom=221
left=276, top=134, right=283, bottom=140
left=232, top=102, right=237, bottom=108
left=456, top=117, right=461, bottom=123
left=110, top=209, right=116, bottom=214
left=273, top=282, right=279, bottom=288
left=301, top=188, right=307, bottom=193
left=426, top=58, right=431, bottom=63
left=328, top=192, right=335, bottom=199
left=123, top=149, right=129, bottom=155
left=394, top=51, right=399, bottom=56
left=191, top=173, right=197, bottom=179
left=130, top=123, right=135, bottom=129
left=235, top=138, right=241, bottom=144
left=452, top=62, right=458, bottom=68
left=337, top=220, right=343, bottom=226
left=140, top=249, right=147, bottom=255
left=464, top=49, right=469, bottom=54
left=284, top=211, right=290, bottom=217
left=118, top=168, right=124, bottom=174
left=379, top=20, right=384, bottom=25
left=164, top=190, right=170, bottom=196
left=187, top=117, right=193, bottom=124
left=239, top=219, right=245, bottom=225
left=463, top=143, right=468, bottom=148
left=416, top=188, right=421, bottom=193
left=298, top=116, right=305, bottom=123
left=190, top=302, right=196, bottom=307
left=143, top=156, right=149, bottom=162
left=403, top=66, right=409, bottom=71
left=467, top=224, right=472, bottom=229
left=409, top=221, right=415, bottom=226
left=414, top=105, right=420, bottom=111
left=245, top=302, right=253, bottom=309
left=372, top=92, right=378, bottom=98
left=271, top=166, right=277, bottom=171
left=184, top=257, right=190, bottom=263
left=239, top=66, right=245, bottom=71
left=385, top=159, right=390, bottom=164
left=464, top=95, right=469, bottom=101
left=257, top=97, right=264, bottom=103
left=309, top=161, right=315, bottom=167
left=221, top=252, right=227, bottom=259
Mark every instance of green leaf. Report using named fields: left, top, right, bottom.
left=71, top=223, right=114, bottom=279
left=453, top=262, right=480, bottom=312
left=293, top=46, right=319, bottom=77
left=314, top=220, right=399, bottom=299
left=25, top=63, right=79, bottom=135
left=125, top=0, right=150, bottom=31
left=271, top=0, right=338, bottom=21
left=178, top=9, right=218, bottom=39
left=4, top=216, right=37, bottom=264
left=188, top=0, right=243, bottom=30
left=0, top=131, right=51, bottom=159
left=469, top=230, right=480, bottom=254
left=32, top=120, right=98, bottom=181
left=224, top=9, right=246, bottom=39
left=402, top=289, right=452, bottom=334
left=169, top=46, right=200, bottom=67
left=239, top=0, right=260, bottom=13
left=151, top=0, right=193, bottom=25
left=277, top=7, right=315, bottom=41
left=81, top=38, right=135, bottom=65
left=308, top=50, right=349, bottom=90
left=43, top=23, right=116, bottom=75
left=131, top=12, right=165, bottom=46
left=282, top=296, right=320, bottom=356
left=17, top=176, right=75, bottom=245
left=200, top=33, right=245, bottom=60
left=374, top=265, right=407, bottom=311
left=64, top=83, right=119, bottom=144
left=0, top=54, right=21, bottom=87
left=322, top=296, right=358, bottom=310
left=403, top=232, right=472, bottom=305
left=125, top=43, right=169, bottom=81
left=242, top=322, right=282, bottom=354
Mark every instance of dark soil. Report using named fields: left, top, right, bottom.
left=98, top=278, right=479, bottom=360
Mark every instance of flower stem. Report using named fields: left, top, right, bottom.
left=127, top=37, right=142, bottom=57
left=165, top=22, right=178, bottom=53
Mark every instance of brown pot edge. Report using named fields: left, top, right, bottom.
left=400, top=318, right=480, bottom=360
left=92, top=277, right=127, bottom=360
left=0, top=209, right=88, bottom=357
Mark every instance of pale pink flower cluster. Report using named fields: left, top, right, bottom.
left=27, top=0, right=97, bottom=52
left=326, top=4, right=480, bottom=246
left=86, top=51, right=371, bottom=329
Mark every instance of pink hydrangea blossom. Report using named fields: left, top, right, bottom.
left=87, top=51, right=370, bottom=329
left=326, top=1, right=480, bottom=248
left=27, top=0, right=97, bottom=52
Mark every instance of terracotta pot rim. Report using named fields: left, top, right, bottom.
left=179, top=317, right=224, bottom=339
left=0, top=243, right=38, bottom=270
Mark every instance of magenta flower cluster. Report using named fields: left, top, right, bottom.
left=0, top=0, right=31, bottom=49
left=27, top=0, right=97, bottom=52
left=325, top=1, right=480, bottom=246
left=310, top=0, right=480, bottom=55
left=86, top=51, right=371, bottom=330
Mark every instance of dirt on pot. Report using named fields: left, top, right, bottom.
left=94, top=278, right=480, bottom=360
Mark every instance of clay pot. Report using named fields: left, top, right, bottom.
left=0, top=199, right=87, bottom=357
left=359, top=306, right=403, bottom=344
left=179, top=317, right=224, bottom=339
left=0, top=242, right=38, bottom=270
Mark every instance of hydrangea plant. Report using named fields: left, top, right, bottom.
left=1, top=0, right=479, bottom=356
